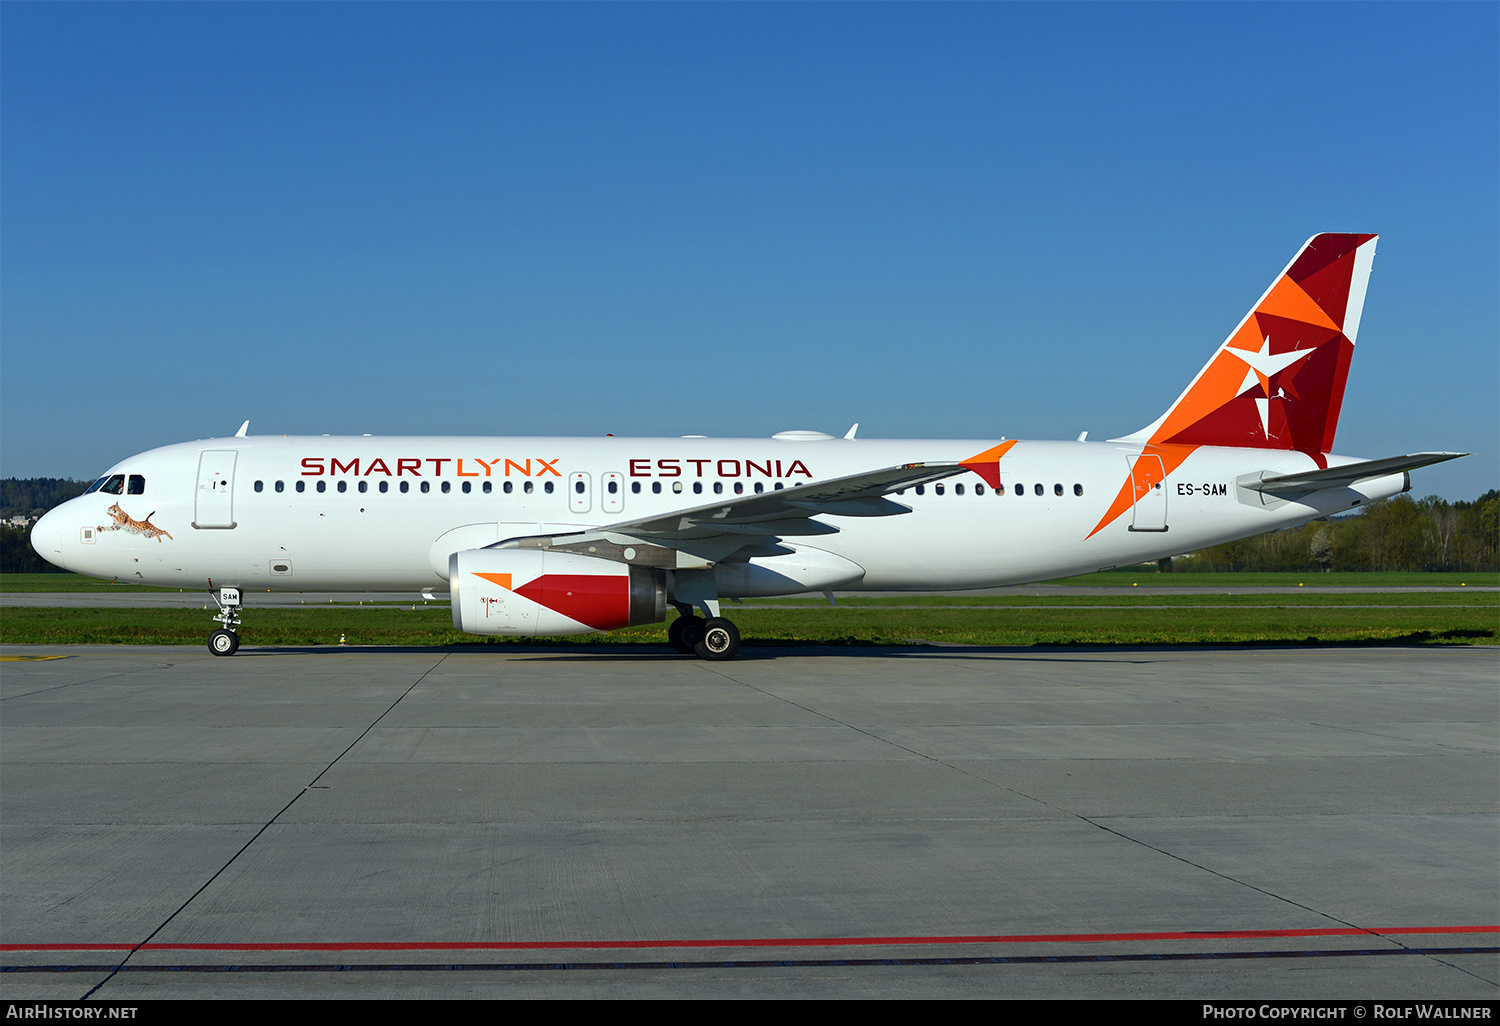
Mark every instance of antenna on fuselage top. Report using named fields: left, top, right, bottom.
left=235, top=421, right=249, bottom=438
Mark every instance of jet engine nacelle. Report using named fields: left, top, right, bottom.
left=450, top=548, right=666, bottom=636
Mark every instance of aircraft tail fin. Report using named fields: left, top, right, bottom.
left=1116, top=233, right=1378, bottom=452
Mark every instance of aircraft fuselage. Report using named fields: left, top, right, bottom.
left=33, top=433, right=1406, bottom=593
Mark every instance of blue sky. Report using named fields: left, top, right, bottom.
left=3, top=2, right=1495, bottom=499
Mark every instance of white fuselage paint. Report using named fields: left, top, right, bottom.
left=34, top=434, right=1404, bottom=596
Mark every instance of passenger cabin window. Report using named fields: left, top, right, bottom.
left=275, top=480, right=285, bottom=493
left=421, top=482, right=431, bottom=493
left=440, top=481, right=451, bottom=493
left=400, top=481, right=410, bottom=493
left=544, top=481, right=554, bottom=494
left=254, top=480, right=264, bottom=492
left=380, top=481, right=389, bottom=493
left=482, top=482, right=491, bottom=494
left=296, top=480, right=306, bottom=493
left=337, top=481, right=347, bottom=493
left=1074, top=483, right=1083, bottom=496
left=1054, top=483, right=1063, bottom=496
left=359, top=481, right=368, bottom=493
left=316, top=480, right=327, bottom=493
left=460, top=481, right=469, bottom=493
left=1034, top=483, right=1043, bottom=496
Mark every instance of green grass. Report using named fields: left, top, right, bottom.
left=1044, top=569, right=1499, bottom=587
left=0, top=573, right=192, bottom=593
left=3, top=570, right=1494, bottom=648
left=2, top=598, right=1494, bottom=648
left=757, top=592, right=1495, bottom=607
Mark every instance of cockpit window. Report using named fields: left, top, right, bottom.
left=127, top=475, right=145, bottom=495
left=96, top=475, right=126, bottom=495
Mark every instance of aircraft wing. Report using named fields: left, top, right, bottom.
left=492, top=462, right=971, bottom=568
left=1247, top=452, right=1468, bottom=497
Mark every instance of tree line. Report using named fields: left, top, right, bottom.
left=1, top=478, right=93, bottom=572
left=1176, top=491, right=1499, bottom=573
left=1, top=478, right=91, bottom=520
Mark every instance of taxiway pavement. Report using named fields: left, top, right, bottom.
left=2, top=643, right=1495, bottom=999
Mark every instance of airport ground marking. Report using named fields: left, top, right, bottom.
left=6, top=946, right=1500, bottom=974
left=5, top=924, right=1496, bottom=953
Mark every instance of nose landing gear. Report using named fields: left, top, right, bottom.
left=208, top=628, right=239, bottom=656
left=208, top=586, right=242, bottom=656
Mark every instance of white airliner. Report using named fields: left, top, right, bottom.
left=32, top=234, right=1463, bottom=659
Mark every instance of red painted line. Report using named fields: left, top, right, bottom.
left=4, top=925, right=1495, bottom=953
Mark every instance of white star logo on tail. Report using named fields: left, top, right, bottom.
left=1226, top=337, right=1317, bottom=438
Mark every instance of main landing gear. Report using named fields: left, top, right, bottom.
left=208, top=586, right=242, bottom=656
left=668, top=613, right=704, bottom=654
left=666, top=569, right=741, bottom=660
left=695, top=617, right=740, bottom=660
left=669, top=611, right=741, bottom=660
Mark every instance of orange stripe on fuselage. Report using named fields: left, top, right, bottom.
left=1085, top=443, right=1198, bottom=539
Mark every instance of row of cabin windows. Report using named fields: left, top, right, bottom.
left=86, top=474, right=146, bottom=495
left=254, top=479, right=557, bottom=495
left=632, top=480, right=787, bottom=495
left=90, top=474, right=1081, bottom=503
left=253, top=479, right=802, bottom=496
left=254, top=478, right=1084, bottom=498
left=896, top=482, right=1084, bottom=497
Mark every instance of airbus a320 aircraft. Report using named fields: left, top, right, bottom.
left=32, top=233, right=1463, bottom=659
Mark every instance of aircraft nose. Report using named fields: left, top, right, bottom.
left=29, top=507, right=72, bottom=570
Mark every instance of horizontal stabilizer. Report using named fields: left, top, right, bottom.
left=1247, top=452, right=1466, bottom=497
